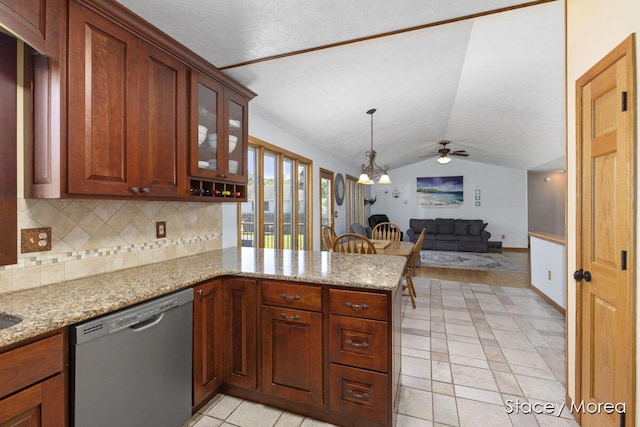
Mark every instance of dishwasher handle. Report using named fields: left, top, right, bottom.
left=130, top=313, right=164, bottom=332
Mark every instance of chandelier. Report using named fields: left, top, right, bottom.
left=357, top=108, right=391, bottom=185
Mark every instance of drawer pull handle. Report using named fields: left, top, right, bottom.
left=280, top=313, right=301, bottom=321
left=197, top=289, right=203, bottom=296
left=346, top=389, right=370, bottom=399
left=280, top=293, right=301, bottom=302
left=345, top=301, right=369, bottom=309
left=346, top=339, right=369, bottom=348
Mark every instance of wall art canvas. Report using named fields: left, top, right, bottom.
left=417, top=175, right=464, bottom=206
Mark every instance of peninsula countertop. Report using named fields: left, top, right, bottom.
left=0, top=247, right=407, bottom=348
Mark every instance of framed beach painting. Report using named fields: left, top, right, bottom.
left=416, top=176, right=463, bottom=206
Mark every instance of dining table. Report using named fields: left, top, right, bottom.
left=370, top=239, right=415, bottom=258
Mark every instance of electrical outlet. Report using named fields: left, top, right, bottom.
left=501, top=234, right=506, bottom=240
left=21, top=227, right=52, bottom=253
left=548, top=270, right=552, bottom=280
left=156, top=221, right=167, bottom=238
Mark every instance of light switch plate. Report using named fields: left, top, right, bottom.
left=21, top=227, right=52, bottom=253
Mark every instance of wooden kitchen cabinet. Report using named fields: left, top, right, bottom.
left=223, top=277, right=258, bottom=389
left=0, top=0, right=61, bottom=58
left=260, top=281, right=323, bottom=406
left=193, top=280, right=223, bottom=409
left=188, top=70, right=249, bottom=200
left=0, top=332, right=67, bottom=426
left=67, top=0, right=187, bottom=198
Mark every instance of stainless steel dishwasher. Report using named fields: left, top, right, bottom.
left=72, top=288, right=193, bottom=427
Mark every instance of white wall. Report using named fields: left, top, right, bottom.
left=222, top=111, right=361, bottom=251
left=370, top=157, right=529, bottom=248
left=530, top=236, right=567, bottom=309
left=567, top=0, right=640, bottom=419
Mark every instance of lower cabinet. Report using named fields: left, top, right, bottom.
left=260, top=282, right=323, bottom=406
left=0, top=332, right=67, bottom=426
left=193, top=279, right=223, bottom=408
left=223, top=277, right=258, bottom=389
left=191, top=277, right=399, bottom=426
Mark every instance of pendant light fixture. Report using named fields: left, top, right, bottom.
left=357, top=108, right=391, bottom=185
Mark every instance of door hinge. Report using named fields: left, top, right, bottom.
left=621, top=250, right=627, bottom=270
left=622, top=91, right=628, bottom=111
left=620, top=410, right=625, bottom=427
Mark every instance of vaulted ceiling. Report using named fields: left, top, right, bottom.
left=116, top=0, right=565, bottom=172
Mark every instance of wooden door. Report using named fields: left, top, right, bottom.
left=320, top=168, right=334, bottom=250
left=193, top=280, right=223, bottom=408
left=261, top=306, right=323, bottom=406
left=67, top=1, right=139, bottom=196
left=576, top=35, right=636, bottom=427
left=0, top=374, right=65, bottom=426
left=138, top=43, right=187, bottom=197
left=223, top=277, right=257, bottom=389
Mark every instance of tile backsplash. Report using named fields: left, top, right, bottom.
left=0, top=199, right=224, bottom=294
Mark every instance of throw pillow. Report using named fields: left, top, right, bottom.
left=468, top=221, right=488, bottom=235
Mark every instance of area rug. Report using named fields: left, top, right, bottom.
left=420, top=250, right=527, bottom=272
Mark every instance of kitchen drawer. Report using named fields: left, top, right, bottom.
left=329, top=363, right=388, bottom=425
left=329, top=288, right=387, bottom=320
left=329, top=315, right=387, bottom=372
left=262, top=280, right=322, bottom=312
left=0, top=333, right=64, bottom=399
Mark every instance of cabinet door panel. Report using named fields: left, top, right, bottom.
left=261, top=306, right=322, bottom=406
left=68, top=2, right=138, bottom=196
left=193, top=280, right=223, bottom=407
left=0, top=373, right=65, bottom=426
left=223, top=278, right=257, bottom=389
left=0, top=0, right=60, bottom=57
left=139, top=44, right=187, bottom=197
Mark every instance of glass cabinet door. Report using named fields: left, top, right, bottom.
left=224, top=90, right=247, bottom=182
left=190, top=71, right=223, bottom=179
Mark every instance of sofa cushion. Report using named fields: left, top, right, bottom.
left=423, top=219, right=437, bottom=234
left=468, top=221, right=488, bottom=235
left=435, top=234, right=458, bottom=241
left=454, top=221, right=470, bottom=235
left=409, top=219, right=432, bottom=234
left=458, top=234, right=483, bottom=242
left=436, top=218, right=455, bottom=234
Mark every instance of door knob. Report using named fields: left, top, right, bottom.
left=573, top=269, right=583, bottom=281
left=583, top=271, right=592, bottom=282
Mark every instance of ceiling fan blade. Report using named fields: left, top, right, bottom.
left=450, top=152, right=469, bottom=157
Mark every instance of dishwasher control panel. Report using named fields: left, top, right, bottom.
left=73, top=288, right=194, bottom=344
left=108, top=298, right=180, bottom=333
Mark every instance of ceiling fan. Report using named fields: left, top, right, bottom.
left=422, top=140, right=469, bottom=164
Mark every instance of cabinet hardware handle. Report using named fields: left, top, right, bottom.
left=280, top=313, right=301, bottom=321
left=131, top=186, right=140, bottom=193
left=346, top=389, right=370, bottom=399
left=197, top=289, right=203, bottom=296
left=345, top=339, right=369, bottom=348
left=280, top=293, right=301, bottom=302
left=345, top=302, right=369, bottom=309
left=142, top=187, right=150, bottom=193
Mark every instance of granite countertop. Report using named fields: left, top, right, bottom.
left=0, top=247, right=406, bottom=348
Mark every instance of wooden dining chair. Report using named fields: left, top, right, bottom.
left=321, top=226, right=337, bottom=251
left=332, top=233, right=378, bottom=254
left=403, top=228, right=426, bottom=308
left=371, top=222, right=402, bottom=242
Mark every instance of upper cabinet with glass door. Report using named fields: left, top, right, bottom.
left=190, top=70, right=249, bottom=186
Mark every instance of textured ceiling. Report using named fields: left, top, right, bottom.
left=116, top=0, right=565, bottom=172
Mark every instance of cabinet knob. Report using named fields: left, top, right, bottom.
left=131, top=186, right=140, bottom=193
left=142, top=187, right=150, bottom=193
left=197, top=289, right=203, bottom=296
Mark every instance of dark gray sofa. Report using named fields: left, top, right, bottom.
left=406, top=218, right=491, bottom=252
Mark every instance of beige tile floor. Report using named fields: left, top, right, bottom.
left=184, top=277, right=578, bottom=427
